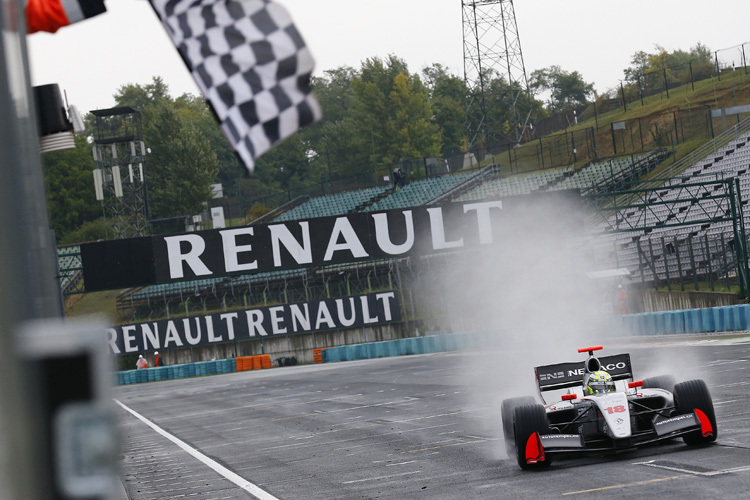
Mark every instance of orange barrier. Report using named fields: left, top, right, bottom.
left=236, top=354, right=273, bottom=372
left=260, top=354, right=271, bottom=368
left=312, top=348, right=327, bottom=364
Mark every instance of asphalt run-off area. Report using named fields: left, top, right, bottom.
left=115, top=334, right=750, bottom=499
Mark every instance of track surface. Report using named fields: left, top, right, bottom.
left=115, top=335, right=750, bottom=499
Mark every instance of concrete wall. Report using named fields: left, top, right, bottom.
left=159, top=321, right=415, bottom=366
left=631, top=289, right=740, bottom=313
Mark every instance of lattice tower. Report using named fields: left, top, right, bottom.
left=462, top=0, right=531, bottom=151
left=91, top=107, right=150, bottom=239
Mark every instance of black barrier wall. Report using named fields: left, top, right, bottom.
left=107, top=291, right=399, bottom=355
left=81, top=191, right=583, bottom=291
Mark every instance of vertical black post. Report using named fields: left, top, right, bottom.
left=733, top=178, right=750, bottom=297
left=620, top=80, right=627, bottom=112
left=743, top=44, right=748, bottom=76
left=674, top=236, right=685, bottom=291
left=687, top=236, right=698, bottom=290
left=704, top=234, right=714, bottom=291
left=663, top=68, right=670, bottom=98
left=662, top=237, right=671, bottom=291
left=721, top=232, right=730, bottom=291
left=648, top=238, right=657, bottom=287
left=673, top=112, right=679, bottom=144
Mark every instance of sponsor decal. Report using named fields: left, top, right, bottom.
left=655, top=414, right=694, bottom=426
left=106, top=292, right=399, bottom=355
left=540, top=434, right=579, bottom=439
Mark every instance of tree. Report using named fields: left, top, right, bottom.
left=142, top=100, right=219, bottom=220
left=530, top=65, right=594, bottom=113
left=114, top=79, right=220, bottom=223
left=42, top=135, right=101, bottom=241
left=423, top=64, right=467, bottom=158
left=349, top=55, right=442, bottom=169
left=623, top=43, right=714, bottom=92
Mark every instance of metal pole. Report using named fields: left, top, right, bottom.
left=662, top=237, right=672, bottom=291
left=674, top=236, right=685, bottom=291
left=1, top=3, right=63, bottom=497
left=620, top=80, right=627, bottom=112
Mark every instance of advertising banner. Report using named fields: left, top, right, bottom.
left=82, top=191, right=582, bottom=291
left=106, top=291, right=399, bottom=355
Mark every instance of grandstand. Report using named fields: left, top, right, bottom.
left=57, top=245, right=83, bottom=294
left=585, top=120, right=750, bottom=289
left=58, top=114, right=750, bottom=321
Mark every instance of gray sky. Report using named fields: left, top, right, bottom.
left=27, top=0, right=750, bottom=115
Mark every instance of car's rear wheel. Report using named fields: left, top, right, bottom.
left=673, top=379, right=717, bottom=445
left=642, top=374, right=676, bottom=392
left=501, top=396, right=536, bottom=454
left=513, top=404, right=551, bottom=470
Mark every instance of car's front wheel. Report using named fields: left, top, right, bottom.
left=673, top=379, right=717, bottom=445
left=513, top=404, right=551, bottom=470
left=501, top=396, right=536, bottom=454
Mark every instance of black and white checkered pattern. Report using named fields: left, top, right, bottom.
left=151, top=0, right=322, bottom=172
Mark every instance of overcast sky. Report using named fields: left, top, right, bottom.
left=27, top=0, right=750, bottom=115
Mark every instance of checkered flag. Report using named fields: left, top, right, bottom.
left=150, top=0, right=322, bottom=172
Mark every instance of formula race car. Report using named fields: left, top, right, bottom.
left=501, top=345, right=717, bottom=470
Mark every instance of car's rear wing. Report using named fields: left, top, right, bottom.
left=534, top=353, right=633, bottom=392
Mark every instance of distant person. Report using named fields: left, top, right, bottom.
left=617, top=284, right=628, bottom=315
left=136, top=354, right=148, bottom=369
left=396, top=168, right=406, bottom=188
left=154, top=351, right=164, bottom=367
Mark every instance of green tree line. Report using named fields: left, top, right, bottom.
left=44, top=45, right=712, bottom=243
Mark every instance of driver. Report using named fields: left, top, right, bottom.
left=586, top=370, right=615, bottom=395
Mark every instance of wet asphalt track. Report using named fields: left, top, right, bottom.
left=114, top=334, right=750, bottom=499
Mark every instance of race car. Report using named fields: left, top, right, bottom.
left=501, top=345, right=717, bottom=470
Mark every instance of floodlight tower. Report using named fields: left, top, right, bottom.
left=462, top=0, right=531, bottom=150
left=91, top=107, right=150, bottom=239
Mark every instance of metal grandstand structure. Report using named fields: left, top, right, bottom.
left=462, top=0, right=531, bottom=148
left=91, top=107, right=150, bottom=239
left=588, top=177, right=750, bottom=297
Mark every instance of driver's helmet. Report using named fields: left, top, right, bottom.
left=587, top=370, right=615, bottom=395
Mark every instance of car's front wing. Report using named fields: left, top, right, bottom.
left=538, top=411, right=710, bottom=455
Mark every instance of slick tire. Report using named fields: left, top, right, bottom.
left=513, top=404, right=551, bottom=470
left=501, top=396, right=536, bottom=455
left=642, top=375, right=677, bottom=392
left=673, top=379, right=717, bottom=445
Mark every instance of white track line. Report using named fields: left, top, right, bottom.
left=114, top=399, right=279, bottom=500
